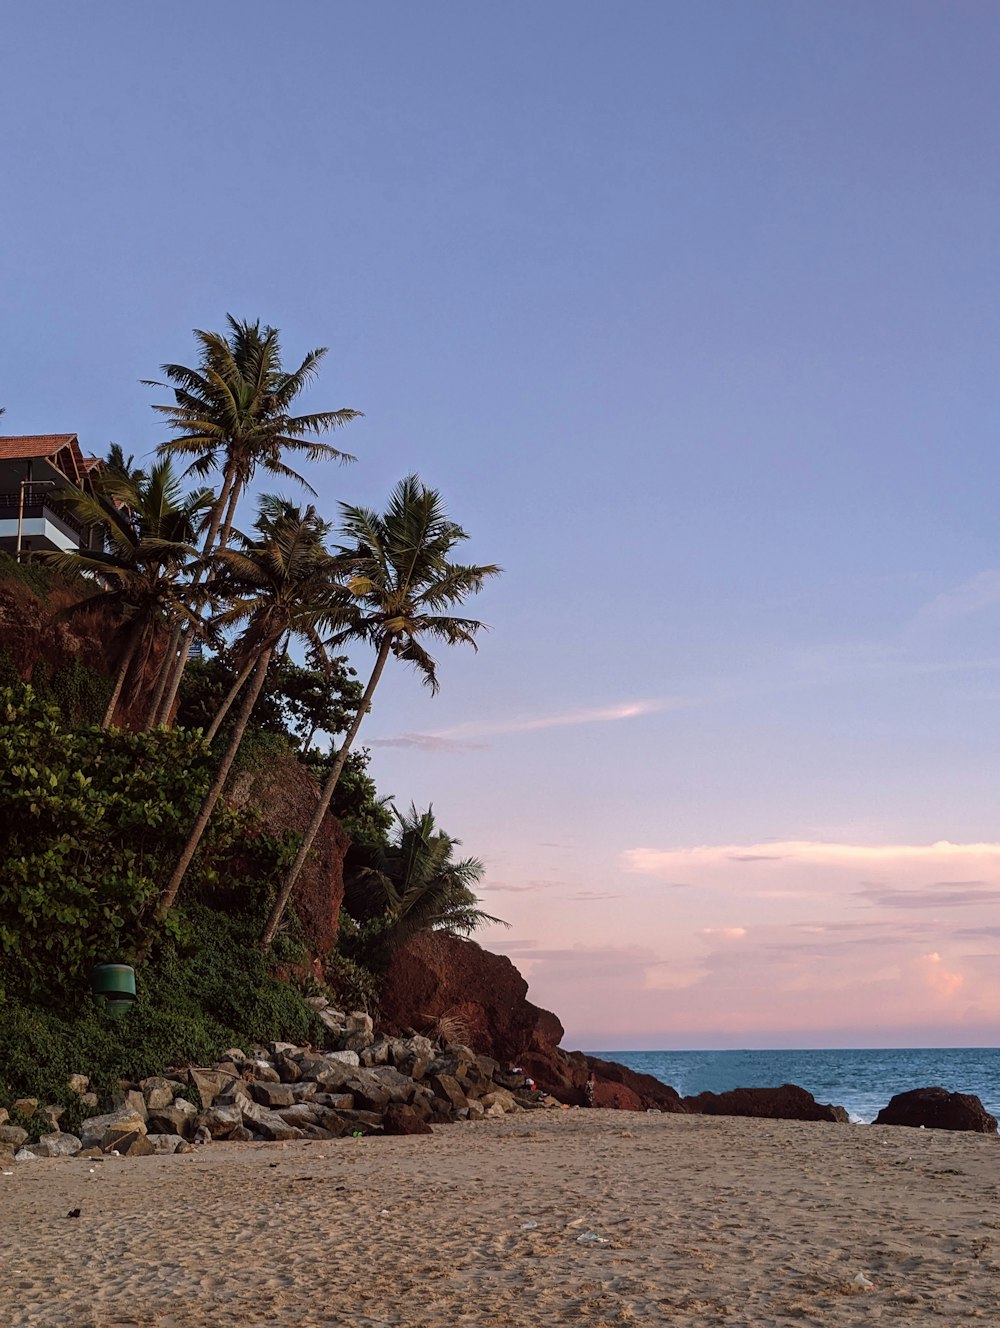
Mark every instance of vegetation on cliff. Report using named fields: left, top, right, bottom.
left=0, top=314, right=503, bottom=1107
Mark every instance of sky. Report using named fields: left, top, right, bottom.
left=4, top=2, right=1000, bottom=1050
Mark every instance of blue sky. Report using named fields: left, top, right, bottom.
left=4, top=2, right=1000, bottom=1047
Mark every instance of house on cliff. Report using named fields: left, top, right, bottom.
left=0, top=435, right=104, bottom=560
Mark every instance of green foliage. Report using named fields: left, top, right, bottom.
left=0, top=550, right=67, bottom=600
left=29, top=656, right=113, bottom=726
left=341, top=804, right=507, bottom=973
left=321, top=942, right=382, bottom=1014
left=0, top=685, right=237, bottom=1000
left=0, top=907, right=326, bottom=1116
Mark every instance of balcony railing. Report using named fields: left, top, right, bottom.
left=0, top=489, right=85, bottom=536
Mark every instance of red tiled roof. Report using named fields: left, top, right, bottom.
left=0, top=434, right=82, bottom=460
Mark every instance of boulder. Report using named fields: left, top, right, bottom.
left=430, top=1074, right=469, bottom=1112
left=345, top=1073, right=391, bottom=1114
left=195, top=1105, right=244, bottom=1140
left=343, top=1012, right=375, bottom=1052
left=146, top=1134, right=182, bottom=1154
left=111, top=1089, right=148, bottom=1122
left=239, top=1097, right=304, bottom=1141
left=384, top=1104, right=433, bottom=1136
left=39, top=1105, right=65, bottom=1130
left=684, top=1084, right=846, bottom=1123
left=0, top=1125, right=29, bottom=1148
left=67, top=1074, right=90, bottom=1095
left=275, top=1055, right=302, bottom=1084
left=875, top=1086, right=998, bottom=1133
left=12, top=1098, right=38, bottom=1117
left=34, top=1131, right=82, bottom=1158
left=79, top=1109, right=147, bottom=1150
left=250, top=1082, right=296, bottom=1109
left=141, top=1077, right=180, bottom=1111
left=146, top=1098, right=197, bottom=1138
left=370, top=1067, right=418, bottom=1104
left=189, top=1068, right=240, bottom=1109
left=105, top=1129, right=155, bottom=1157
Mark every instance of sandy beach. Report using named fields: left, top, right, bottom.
left=3, top=1109, right=999, bottom=1327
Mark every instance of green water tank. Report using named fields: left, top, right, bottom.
left=90, top=964, right=136, bottom=1019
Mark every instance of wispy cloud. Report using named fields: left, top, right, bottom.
left=912, top=569, right=1000, bottom=628
left=482, top=878, right=558, bottom=894
left=625, top=839, right=1000, bottom=876
left=372, top=697, right=685, bottom=751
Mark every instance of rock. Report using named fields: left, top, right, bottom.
left=381, top=933, right=560, bottom=1065
left=479, top=1088, right=516, bottom=1112
left=246, top=1060, right=281, bottom=1084
left=325, top=1050, right=361, bottom=1068
left=35, top=1132, right=82, bottom=1158
left=189, top=1068, right=240, bottom=1109
left=239, top=1097, right=304, bottom=1141
left=80, top=1093, right=99, bottom=1109
left=250, top=1082, right=296, bottom=1109
left=14, top=1148, right=39, bottom=1162
left=305, top=997, right=330, bottom=1013
left=12, top=1098, right=38, bottom=1117
left=146, top=1134, right=182, bottom=1154
left=342, top=1009, right=374, bottom=1051
left=146, top=1099, right=197, bottom=1138
left=195, top=1105, right=244, bottom=1140
left=104, top=1129, right=155, bottom=1157
left=289, top=1081, right=317, bottom=1103
left=231, top=1126, right=254, bottom=1142
left=0, top=1108, right=7, bottom=1126
left=221, top=1048, right=248, bottom=1062
left=684, top=1084, right=847, bottom=1123
left=0, top=1125, right=29, bottom=1148
left=111, top=1089, right=149, bottom=1122
left=313, top=1093, right=355, bottom=1111
left=383, top=1104, right=433, bottom=1136
left=39, top=1105, right=65, bottom=1131
left=345, top=1073, right=391, bottom=1114
left=430, top=1074, right=468, bottom=1112
left=331, top=1109, right=383, bottom=1134
left=79, top=1109, right=147, bottom=1150
left=67, top=1074, right=90, bottom=1095
left=370, top=1067, right=418, bottom=1104
left=875, top=1086, right=998, bottom=1133
left=141, top=1077, right=181, bottom=1110
left=275, top=1055, right=302, bottom=1084
left=175, top=1141, right=196, bottom=1154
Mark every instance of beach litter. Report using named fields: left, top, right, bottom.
left=576, top=1233, right=609, bottom=1245
left=520, top=1221, right=538, bottom=1230
left=851, top=1272, right=875, bottom=1291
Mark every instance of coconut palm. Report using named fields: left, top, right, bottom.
left=343, top=804, right=507, bottom=970
left=260, top=474, right=501, bottom=950
left=155, top=501, right=346, bottom=922
left=147, top=316, right=361, bottom=722
left=45, top=461, right=211, bottom=728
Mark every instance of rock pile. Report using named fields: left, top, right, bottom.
left=0, top=1005, right=562, bottom=1163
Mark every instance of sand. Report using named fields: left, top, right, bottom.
left=3, top=1109, right=999, bottom=1327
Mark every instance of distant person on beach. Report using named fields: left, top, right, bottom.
left=585, top=1074, right=597, bottom=1107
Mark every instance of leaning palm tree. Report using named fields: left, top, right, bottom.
left=44, top=461, right=210, bottom=728
left=154, top=502, right=346, bottom=922
left=146, top=315, right=361, bottom=721
left=260, top=474, right=501, bottom=950
left=343, top=804, right=507, bottom=970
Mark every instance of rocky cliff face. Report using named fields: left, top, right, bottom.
left=380, top=931, right=561, bottom=1064
left=228, top=758, right=349, bottom=972
left=380, top=932, right=687, bottom=1113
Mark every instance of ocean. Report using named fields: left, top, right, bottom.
left=592, top=1047, right=1000, bottom=1124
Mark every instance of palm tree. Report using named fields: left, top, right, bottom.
left=154, top=502, right=346, bottom=922
left=45, top=461, right=210, bottom=728
left=147, top=315, right=361, bottom=722
left=343, top=804, right=507, bottom=970
left=260, top=474, right=501, bottom=950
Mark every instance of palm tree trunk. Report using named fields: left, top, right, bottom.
left=216, top=476, right=244, bottom=550
left=205, top=654, right=258, bottom=742
left=155, top=468, right=239, bottom=725
left=145, top=623, right=181, bottom=730
left=102, top=625, right=142, bottom=729
left=155, top=645, right=273, bottom=922
left=261, top=635, right=392, bottom=950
